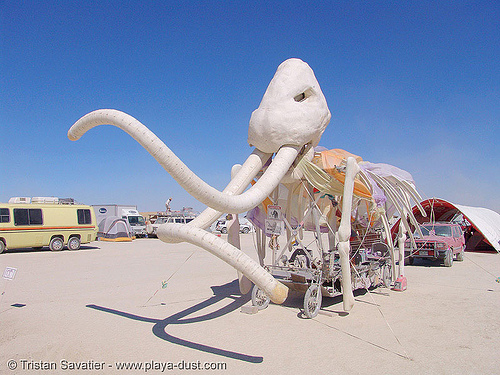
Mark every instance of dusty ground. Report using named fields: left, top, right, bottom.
left=1, top=235, right=499, bottom=374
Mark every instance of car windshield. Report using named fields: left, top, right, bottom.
left=128, top=216, right=145, bottom=225
left=417, top=225, right=452, bottom=237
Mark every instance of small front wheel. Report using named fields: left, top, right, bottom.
left=49, top=237, right=64, bottom=252
left=67, top=237, right=81, bottom=251
left=251, top=284, right=270, bottom=310
left=382, top=263, right=392, bottom=288
left=304, top=284, right=322, bottom=319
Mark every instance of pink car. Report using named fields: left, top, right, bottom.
left=405, top=222, right=465, bottom=267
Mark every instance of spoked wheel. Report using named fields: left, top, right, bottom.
left=304, top=284, right=322, bottom=319
left=251, top=284, right=270, bottom=310
left=382, top=263, right=392, bottom=288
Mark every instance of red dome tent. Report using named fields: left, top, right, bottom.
left=392, top=198, right=500, bottom=253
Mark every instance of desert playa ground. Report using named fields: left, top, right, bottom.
left=1, top=235, right=499, bottom=374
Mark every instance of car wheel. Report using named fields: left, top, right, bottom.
left=456, top=246, right=465, bottom=262
left=443, top=249, right=453, bottom=267
left=241, top=227, right=249, bottom=234
left=0, top=240, right=5, bottom=254
left=221, top=228, right=227, bottom=234
left=67, top=237, right=81, bottom=251
left=49, top=237, right=64, bottom=252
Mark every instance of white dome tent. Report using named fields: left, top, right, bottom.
left=97, top=216, right=134, bottom=242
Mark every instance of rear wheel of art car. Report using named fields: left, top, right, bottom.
left=382, top=263, right=392, bottom=288
left=304, top=284, right=322, bottom=319
left=221, top=228, right=228, bottom=234
left=241, top=227, right=249, bottom=234
left=443, top=249, right=453, bottom=267
left=251, top=284, right=270, bottom=310
left=456, top=247, right=465, bottom=262
left=67, top=236, right=81, bottom=251
left=49, top=237, right=64, bottom=252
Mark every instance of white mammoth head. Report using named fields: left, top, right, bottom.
left=248, top=58, right=331, bottom=153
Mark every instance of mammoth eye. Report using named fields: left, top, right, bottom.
left=294, top=92, right=306, bottom=102
left=294, top=88, right=314, bottom=102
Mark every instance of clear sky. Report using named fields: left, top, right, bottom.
left=1, top=1, right=499, bottom=214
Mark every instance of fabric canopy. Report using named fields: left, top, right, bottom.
left=394, top=198, right=500, bottom=252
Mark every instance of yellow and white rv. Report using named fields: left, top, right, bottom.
left=0, top=198, right=98, bottom=253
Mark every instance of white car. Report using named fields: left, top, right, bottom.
left=215, top=220, right=252, bottom=234
left=147, top=215, right=195, bottom=237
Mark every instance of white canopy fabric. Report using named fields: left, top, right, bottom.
left=453, top=203, right=500, bottom=253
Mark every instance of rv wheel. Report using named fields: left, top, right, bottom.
left=0, top=240, right=5, bottom=254
left=68, top=237, right=81, bottom=251
left=49, top=237, right=64, bottom=252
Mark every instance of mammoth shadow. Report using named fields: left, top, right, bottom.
left=86, top=279, right=263, bottom=363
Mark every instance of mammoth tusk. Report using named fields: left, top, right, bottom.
left=69, top=109, right=299, bottom=214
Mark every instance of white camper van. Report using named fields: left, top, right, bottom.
left=92, top=205, right=147, bottom=237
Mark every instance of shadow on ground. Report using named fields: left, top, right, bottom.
left=86, top=279, right=262, bottom=363
left=5, top=245, right=99, bottom=254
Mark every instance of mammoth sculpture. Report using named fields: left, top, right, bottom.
left=69, top=58, right=423, bottom=313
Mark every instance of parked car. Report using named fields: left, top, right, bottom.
left=147, top=214, right=195, bottom=237
left=405, top=222, right=465, bottom=267
left=215, top=220, right=252, bottom=234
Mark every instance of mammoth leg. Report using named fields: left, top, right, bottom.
left=397, top=217, right=407, bottom=278
left=337, top=157, right=360, bottom=312
left=227, top=213, right=252, bottom=294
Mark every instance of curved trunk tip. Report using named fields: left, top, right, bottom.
left=269, top=282, right=289, bottom=304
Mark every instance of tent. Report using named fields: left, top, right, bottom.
left=97, top=216, right=134, bottom=242
left=392, top=198, right=500, bottom=252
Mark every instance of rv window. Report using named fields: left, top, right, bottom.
left=0, top=208, right=9, bottom=223
left=14, top=209, right=29, bottom=225
left=77, top=209, right=92, bottom=225
left=29, top=209, right=43, bottom=225
left=14, top=208, right=43, bottom=225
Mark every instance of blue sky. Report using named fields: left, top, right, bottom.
left=1, top=1, right=499, bottom=214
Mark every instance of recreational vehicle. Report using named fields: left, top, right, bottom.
left=0, top=199, right=97, bottom=253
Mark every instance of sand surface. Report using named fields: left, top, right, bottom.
left=1, top=235, right=499, bottom=374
